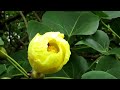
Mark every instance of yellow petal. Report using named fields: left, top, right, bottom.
left=28, top=32, right=71, bottom=74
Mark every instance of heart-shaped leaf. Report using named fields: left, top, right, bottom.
left=92, top=11, right=109, bottom=18
left=46, top=52, right=89, bottom=79
left=102, top=11, right=120, bottom=19
left=27, top=20, right=51, bottom=41
left=76, top=30, right=110, bottom=55
left=81, top=71, right=117, bottom=79
left=43, top=11, right=100, bottom=36
left=27, top=11, right=100, bottom=40
left=107, top=67, right=120, bottom=79
left=62, top=52, right=89, bottom=79
left=108, top=48, right=120, bottom=58
left=95, top=56, right=120, bottom=71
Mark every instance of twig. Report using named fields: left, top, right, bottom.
left=101, top=19, right=120, bottom=40
left=19, top=11, right=28, bottom=28
left=85, top=56, right=103, bottom=72
left=14, top=36, right=25, bottom=46
left=33, top=11, right=41, bottom=22
left=83, top=54, right=100, bottom=60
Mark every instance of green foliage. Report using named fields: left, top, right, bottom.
left=76, top=30, right=110, bottom=55
left=1, top=11, right=120, bottom=79
left=10, top=49, right=31, bottom=72
left=95, top=56, right=120, bottom=71
left=102, top=11, right=120, bottom=19
left=109, top=48, right=120, bottom=58
left=92, top=11, right=120, bottom=19
left=0, top=64, right=6, bottom=75
left=92, top=11, right=109, bottom=18
left=46, top=52, right=89, bottom=79
left=81, top=71, right=117, bottom=79
left=27, top=11, right=100, bottom=40
left=107, top=67, right=120, bottom=79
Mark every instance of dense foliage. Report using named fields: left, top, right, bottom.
left=0, top=11, right=120, bottom=79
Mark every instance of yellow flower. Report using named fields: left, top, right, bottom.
left=28, top=32, right=71, bottom=74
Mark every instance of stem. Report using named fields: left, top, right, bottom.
left=101, top=19, right=120, bottom=40
left=0, top=50, right=29, bottom=78
left=85, top=56, right=104, bottom=72
left=12, top=74, right=23, bottom=77
left=7, top=58, right=28, bottom=78
left=33, top=11, right=41, bottom=22
left=19, top=11, right=28, bottom=28
left=44, top=77, right=73, bottom=79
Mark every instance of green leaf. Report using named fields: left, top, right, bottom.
left=76, top=30, right=110, bottom=55
left=102, top=11, right=120, bottom=19
left=0, top=64, right=6, bottom=75
left=0, top=38, right=4, bottom=45
left=81, top=71, right=117, bottom=79
left=11, top=49, right=27, bottom=61
left=64, top=53, right=89, bottom=78
left=27, top=11, right=100, bottom=40
left=45, top=69, right=71, bottom=78
left=46, top=52, right=89, bottom=79
left=7, top=65, right=20, bottom=76
left=95, top=56, right=120, bottom=71
left=108, top=48, right=120, bottom=58
left=0, top=50, right=29, bottom=78
left=10, top=49, right=31, bottom=72
left=107, top=67, right=120, bottom=79
left=27, top=20, right=51, bottom=40
left=92, top=11, right=109, bottom=18
left=43, top=11, right=100, bottom=36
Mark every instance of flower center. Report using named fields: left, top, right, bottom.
left=47, top=42, right=59, bottom=53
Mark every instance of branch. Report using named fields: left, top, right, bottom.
left=19, top=11, right=28, bottom=28
left=101, top=19, right=120, bottom=40
left=33, top=11, right=41, bottom=22
left=80, top=52, right=100, bottom=60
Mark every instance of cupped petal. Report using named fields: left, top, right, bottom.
left=28, top=32, right=71, bottom=74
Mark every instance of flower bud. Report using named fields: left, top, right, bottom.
left=28, top=32, right=71, bottom=74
